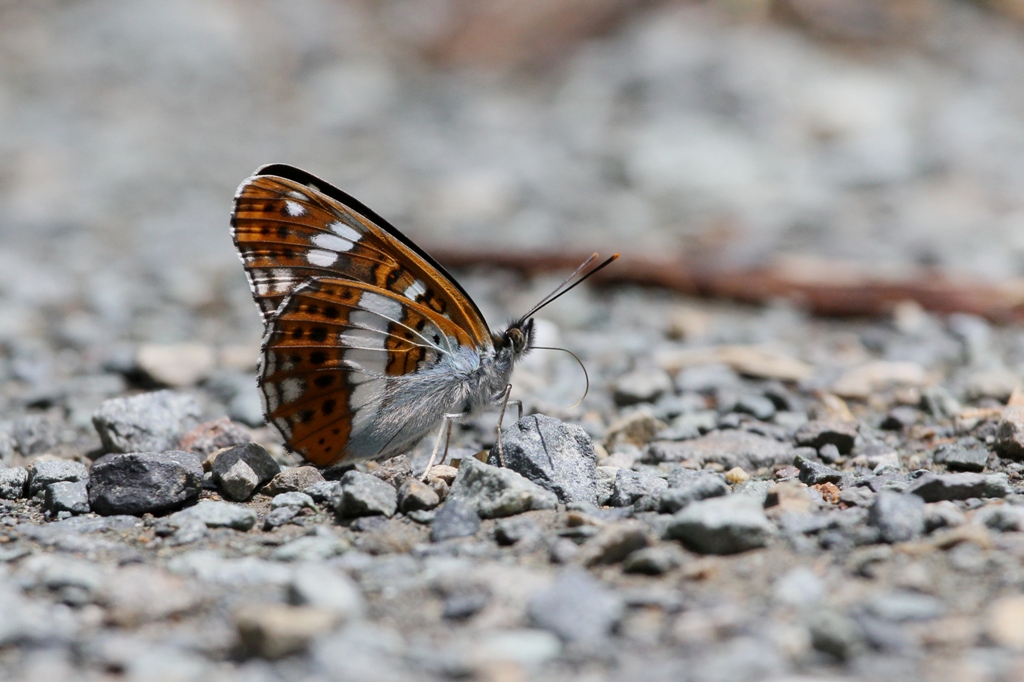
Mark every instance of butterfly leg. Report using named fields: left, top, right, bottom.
left=420, top=413, right=463, bottom=481
left=493, top=384, right=516, bottom=468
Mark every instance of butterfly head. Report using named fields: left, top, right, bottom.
left=495, top=317, right=535, bottom=360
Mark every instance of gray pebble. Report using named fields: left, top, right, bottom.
left=493, top=414, right=598, bottom=505
left=43, top=481, right=90, bottom=516
left=289, top=563, right=365, bottom=620
left=27, top=459, right=88, bottom=497
left=646, top=430, right=791, bottom=470
left=868, top=491, right=925, bottom=543
left=397, top=478, right=440, bottom=513
left=881, top=406, right=918, bottom=430
left=794, top=453, right=843, bottom=485
left=430, top=499, right=481, bottom=542
left=675, top=364, right=739, bottom=393
left=266, top=466, right=326, bottom=495
left=612, top=367, right=673, bottom=406
left=622, top=544, right=685, bottom=575
left=447, top=457, right=557, bottom=519
left=527, top=569, right=623, bottom=643
left=263, top=506, right=300, bottom=530
left=493, top=516, right=542, bottom=546
left=271, top=534, right=350, bottom=562
left=303, top=480, right=341, bottom=504
left=92, top=390, right=201, bottom=453
left=864, top=591, right=944, bottom=622
left=818, top=443, right=842, bottom=464
left=171, top=500, right=257, bottom=531
left=666, top=495, right=775, bottom=555
left=333, top=471, right=398, bottom=518
left=658, top=471, right=729, bottom=513
left=607, top=468, right=668, bottom=507
left=270, top=491, right=316, bottom=510
left=907, top=472, right=1010, bottom=502
left=794, top=420, right=858, bottom=455
left=0, top=467, right=28, bottom=499
left=995, top=406, right=1024, bottom=460
left=88, top=450, right=202, bottom=516
left=733, top=393, right=776, bottom=421
left=933, top=440, right=990, bottom=472
left=211, top=442, right=280, bottom=501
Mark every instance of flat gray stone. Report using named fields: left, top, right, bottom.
left=659, top=470, right=729, bottom=513
left=27, top=459, right=88, bottom=496
left=169, top=500, right=257, bottom=531
left=430, top=499, right=481, bottom=542
left=448, top=457, right=557, bottom=519
left=493, top=414, right=598, bottom=505
left=794, top=420, right=858, bottom=455
left=868, top=491, right=925, bottom=543
left=607, top=468, right=667, bottom=507
left=88, top=451, right=203, bottom=516
left=646, top=430, right=791, bottom=469
left=527, top=569, right=623, bottom=643
left=332, top=471, right=398, bottom=518
left=43, top=480, right=90, bottom=515
left=92, top=390, right=201, bottom=454
left=906, top=472, right=1010, bottom=502
left=993, top=406, right=1024, bottom=460
left=666, top=495, right=775, bottom=554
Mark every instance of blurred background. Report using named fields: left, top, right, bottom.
left=3, top=0, right=1024, bottom=352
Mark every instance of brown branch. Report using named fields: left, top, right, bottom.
left=431, top=247, right=1024, bottom=323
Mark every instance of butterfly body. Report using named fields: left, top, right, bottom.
left=231, top=164, right=539, bottom=467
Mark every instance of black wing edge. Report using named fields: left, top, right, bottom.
left=252, top=163, right=490, bottom=330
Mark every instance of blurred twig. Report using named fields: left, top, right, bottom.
left=432, top=247, right=1024, bottom=323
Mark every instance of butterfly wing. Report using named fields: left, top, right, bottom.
left=231, top=164, right=494, bottom=465
left=260, top=277, right=477, bottom=466
left=231, top=164, right=491, bottom=346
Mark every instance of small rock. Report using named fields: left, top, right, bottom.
left=933, top=440, right=989, bottom=472
left=604, top=411, right=664, bottom=450
left=733, top=393, right=776, bottom=421
left=92, top=390, right=202, bottom=454
left=236, top=604, right=339, bottom=659
left=794, top=453, right=843, bottom=485
left=868, top=491, right=925, bottom=543
left=864, top=591, right=944, bottom=622
left=425, top=464, right=459, bottom=485
left=608, top=468, right=668, bottom=507
left=839, top=486, right=876, bottom=508
left=974, top=505, right=1024, bottom=532
left=666, top=495, right=775, bottom=554
left=527, top=569, right=623, bottom=643
left=494, top=516, right=542, bottom=546
left=0, top=467, right=28, bottom=499
left=472, top=629, right=562, bottom=666
left=646, top=430, right=791, bottom=469
left=622, top=545, right=686, bottom=575
left=724, top=467, right=749, bottom=484
left=397, top=478, right=440, bottom=513
left=271, top=534, right=350, bottom=562
left=211, top=443, right=281, bottom=501
left=548, top=538, right=580, bottom=564
left=906, top=472, right=1010, bottom=502
left=923, top=500, right=966, bottom=531
left=430, top=499, right=481, bottom=542
left=658, top=471, right=729, bottom=513
left=831, top=361, right=927, bottom=400
left=288, top=564, right=365, bottom=620
left=577, top=521, right=650, bottom=566
left=920, top=385, right=961, bottom=420
left=995, top=406, right=1024, bottom=461
left=612, top=367, right=673, bottom=406
left=494, top=415, right=598, bottom=505
left=88, top=451, right=203, bottom=516
left=303, top=480, right=341, bottom=504
left=178, top=417, right=250, bottom=457
left=271, top=492, right=316, bottom=510
left=442, top=588, right=490, bottom=620
left=881, top=406, right=918, bottom=430
left=794, top=421, right=858, bottom=455
left=675, top=363, right=740, bottom=393
left=100, top=564, right=201, bottom=627
left=369, top=455, right=412, bottom=488
left=170, top=500, right=257, bottom=531
left=808, top=611, right=862, bottom=661
left=27, top=459, right=89, bottom=496
left=987, top=595, right=1024, bottom=650
left=818, top=444, right=842, bottom=464
left=332, top=471, right=398, bottom=518
left=267, top=467, right=326, bottom=494
left=262, top=506, right=301, bottom=530
left=136, top=343, right=216, bottom=387
left=43, top=481, right=90, bottom=516
left=447, top=457, right=557, bottom=519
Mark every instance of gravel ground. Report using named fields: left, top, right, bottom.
left=5, top=2, right=1024, bottom=681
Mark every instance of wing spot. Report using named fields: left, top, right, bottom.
left=309, top=327, right=328, bottom=343
left=332, top=428, right=340, bottom=435
left=299, top=409, right=314, bottom=423
left=289, top=354, right=302, bottom=364
left=306, top=249, right=338, bottom=267
left=314, top=375, right=334, bottom=388
left=322, top=398, right=336, bottom=415
left=277, top=226, right=289, bottom=239
left=310, top=351, right=327, bottom=365
left=324, top=306, right=340, bottom=319
left=284, top=200, right=306, bottom=217
left=292, top=328, right=305, bottom=340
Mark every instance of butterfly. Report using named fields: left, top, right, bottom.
left=230, top=164, right=616, bottom=472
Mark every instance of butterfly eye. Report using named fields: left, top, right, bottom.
left=506, top=327, right=525, bottom=353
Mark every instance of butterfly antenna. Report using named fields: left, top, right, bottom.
left=532, top=346, right=590, bottom=409
left=522, top=253, right=619, bottom=320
